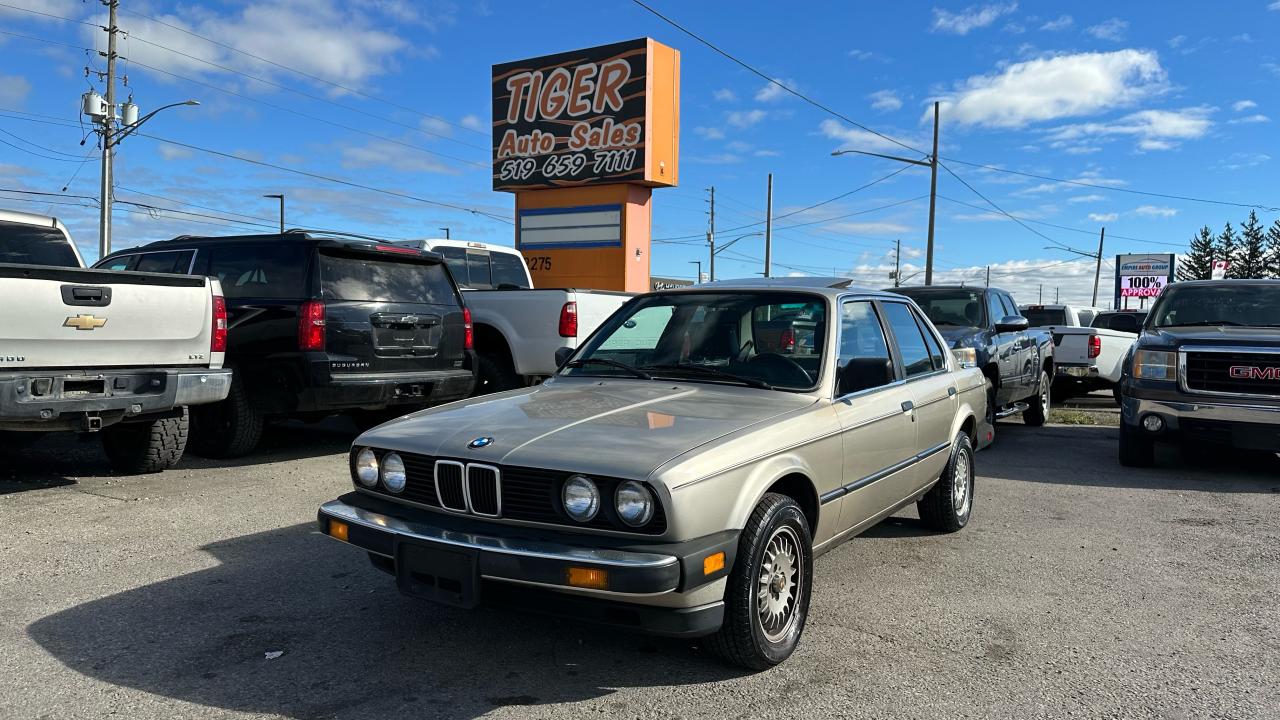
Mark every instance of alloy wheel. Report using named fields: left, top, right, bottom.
left=757, top=525, right=804, bottom=643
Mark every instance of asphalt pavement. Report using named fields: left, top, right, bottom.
left=1, top=419, right=1278, bottom=719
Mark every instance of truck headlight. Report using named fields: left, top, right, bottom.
left=1133, top=350, right=1176, bottom=381
left=614, top=481, right=654, bottom=527
left=951, top=348, right=977, bottom=368
left=381, top=452, right=406, bottom=493
left=354, top=448, right=379, bottom=487
left=562, top=475, right=600, bottom=522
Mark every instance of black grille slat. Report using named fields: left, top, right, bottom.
left=467, top=466, right=500, bottom=516
left=1185, top=351, right=1280, bottom=397
left=435, top=461, right=467, bottom=512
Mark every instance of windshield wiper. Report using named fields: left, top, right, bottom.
left=563, top=358, right=652, bottom=380
left=1165, top=320, right=1245, bottom=327
left=642, top=363, right=774, bottom=390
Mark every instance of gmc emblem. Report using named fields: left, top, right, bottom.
left=1228, top=365, right=1280, bottom=380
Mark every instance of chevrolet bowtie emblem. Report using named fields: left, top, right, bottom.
left=63, top=314, right=108, bottom=331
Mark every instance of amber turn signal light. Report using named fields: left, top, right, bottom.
left=328, top=519, right=349, bottom=542
left=703, top=551, right=725, bottom=575
left=566, top=567, right=609, bottom=590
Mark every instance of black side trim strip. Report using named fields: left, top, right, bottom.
left=819, top=440, right=953, bottom=505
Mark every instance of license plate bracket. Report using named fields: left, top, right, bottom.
left=396, top=542, right=480, bottom=609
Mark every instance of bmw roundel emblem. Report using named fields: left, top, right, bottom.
left=468, top=436, right=494, bottom=449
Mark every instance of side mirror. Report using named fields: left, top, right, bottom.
left=554, top=346, right=575, bottom=369
left=995, top=315, right=1029, bottom=333
left=837, top=357, right=894, bottom=396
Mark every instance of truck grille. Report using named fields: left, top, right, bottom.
left=1183, top=349, right=1280, bottom=398
left=353, top=449, right=665, bottom=534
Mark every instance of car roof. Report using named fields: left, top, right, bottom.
left=409, top=238, right=523, bottom=256
left=1171, top=279, right=1280, bottom=287
left=890, top=284, right=1010, bottom=294
left=98, top=229, right=443, bottom=262
left=663, top=276, right=899, bottom=300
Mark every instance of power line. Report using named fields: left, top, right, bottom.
left=0, top=135, right=86, bottom=162
left=0, top=127, right=85, bottom=158
left=0, top=1, right=95, bottom=26
left=937, top=195, right=1186, bottom=248
left=938, top=161, right=1073, bottom=250
left=115, top=186, right=280, bottom=225
left=629, top=0, right=923, bottom=156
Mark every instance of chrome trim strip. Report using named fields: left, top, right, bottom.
left=1178, top=346, right=1280, bottom=400
left=914, top=394, right=952, bottom=409
left=465, top=462, right=502, bottom=518
left=819, top=441, right=952, bottom=504
left=320, top=499, right=679, bottom=570
left=433, top=460, right=467, bottom=514
left=481, top=574, right=680, bottom=598
left=834, top=378, right=906, bottom=403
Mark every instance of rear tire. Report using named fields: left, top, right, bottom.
left=918, top=431, right=975, bottom=533
left=1118, top=422, right=1155, bottom=467
left=706, top=493, right=812, bottom=671
left=474, top=352, right=521, bottom=396
left=1022, top=370, right=1050, bottom=427
left=0, top=431, right=47, bottom=452
left=189, top=375, right=263, bottom=458
left=1111, top=384, right=1122, bottom=407
left=101, top=409, right=189, bottom=474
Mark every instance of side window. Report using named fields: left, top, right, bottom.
left=206, top=245, right=307, bottom=299
left=986, top=293, right=1004, bottom=327
left=882, top=302, right=935, bottom=378
left=1000, top=293, right=1020, bottom=318
left=134, top=251, right=194, bottom=274
left=490, top=251, right=531, bottom=288
left=836, top=300, right=893, bottom=394
left=465, top=251, right=492, bottom=288
left=99, top=254, right=137, bottom=271
left=913, top=308, right=948, bottom=370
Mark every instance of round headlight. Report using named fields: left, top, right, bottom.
left=614, top=480, right=654, bottom=527
left=381, top=452, right=406, bottom=493
left=354, top=448, right=379, bottom=487
left=562, top=475, right=600, bottom=522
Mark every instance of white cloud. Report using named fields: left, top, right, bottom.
left=0, top=74, right=31, bottom=108
left=1044, top=106, right=1214, bottom=152
left=1067, top=194, right=1106, bottom=203
left=727, top=109, right=767, bottom=128
left=755, top=79, right=796, bottom=103
left=1232, top=100, right=1257, bottom=112
left=690, top=153, right=743, bottom=165
left=1227, top=114, right=1270, bottom=124
left=1270, top=1, right=1280, bottom=9
left=847, top=49, right=890, bottom=62
left=0, top=0, right=82, bottom=21
left=1232, top=33, right=1255, bottom=43
left=726, top=141, right=753, bottom=153
left=460, top=114, right=486, bottom=132
left=1084, top=18, right=1128, bottom=42
left=1088, top=212, right=1119, bottom=222
left=930, top=3, right=1018, bottom=35
left=826, top=221, right=911, bottom=235
left=1221, top=152, right=1270, bottom=170
left=1169, top=35, right=1186, bottom=48
left=157, top=145, right=194, bottom=161
left=694, top=126, right=726, bottom=140
left=1040, top=15, right=1073, bottom=31
left=340, top=139, right=453, bottom=173
left=869, top=89, right=902, bottom=112
left=420, top=117, right=453, bottom=136
left=1133, top=205, right=1177, bottom=218
left=754, top=149, right=781, bottom=157
left=819, top=118, right=926, bottom=153
left=936, top=50, right=1167, bottom=129
left=713, top=88, right=736, bottom=102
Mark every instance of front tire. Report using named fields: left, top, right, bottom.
left=918, top=431, right=975, bottom=532
left=1022, top=370, right=1051, bottom=427
left=707, top=493, right=812, bottom=671
left=1118, top=422, right=1155, bottom=467
left=101, top=409, right=189, bottom=474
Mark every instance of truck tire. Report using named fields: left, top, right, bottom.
left=706, top=493, right=812, bottom=671
left=984, top=377, right=997, bottom=441
left=189, top=376, right=263, bottom=458
left=101, top=409, right=189, bottom=474
left=917, top=431, right=975, bottom=533
left=474, top=352, right=521, bottom=396
left=1022, top=370, right=1051, bottom=427
left=1118, top=423, right=1155, bottom=467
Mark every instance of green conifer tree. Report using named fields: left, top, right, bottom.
left=1236, top=211, right=1269, bottom=279
left=1177, top=226, right=1215, bottom=281
left=1216, top=222, right=1240, bottom=278
left=1267, top=218, right=1280, bottom=279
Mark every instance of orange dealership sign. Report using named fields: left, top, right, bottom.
left=492, top=38, right=679, bottom=191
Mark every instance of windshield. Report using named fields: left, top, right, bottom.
left=1152, top=285, right=1280, bottom=328
left=1022, top=307, right=1068, bottom=326
left=1091, top=311, right=1146, bottom=332
left=0, top=220, right=80, bottom=267
left=892, top=289, right=984, bottom=327
left=320, top=254, right=457, bottom=305
left=563, top=292, right=828, bottom=391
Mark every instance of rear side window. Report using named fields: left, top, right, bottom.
left=0, top=221, right=80, bottom=267
left=882, top=302, right=935, bottom=378
left=490, top=251, right=530, bottom=288
left=99, top=255, right=137, bottom=271
left=1022, top=307, right=1067, bottom=326
left=205, top=245, right=307, bottom=299
left=133, top=251, right=194, bottom=274
left=465, top=251, right=492, bottom=288
left=320, top=254, right=457, bottom=305
left=915, top=310, right=948, bottom=370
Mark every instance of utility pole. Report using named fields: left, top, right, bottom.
left=1055, top=286, right=1060, bottom=303
left=97, top=0, right=120, bottom=259
left=893, top=239, right=902, bottom=287
left=1091, top=226, right=1105, bottom=307
left=1039, top=284, right=1043, bottom=303
left=763, top=173, right=773, bottom=278
left=985, top=264, right=990, bottom=287
left=707, top=186, right=716, bottom=282
left=925, top=100, right=940, bottom=286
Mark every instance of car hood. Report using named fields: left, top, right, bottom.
left=1145, top=326, right=1280, bottom=346
left=935, top=325, right=983, bottom=347
left=360, top=378, right=818, bottom=480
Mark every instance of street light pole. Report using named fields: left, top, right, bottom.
left=263, top=194, right=285, bottom=233
left=764, top=173, right=773, bottom=278
left=689, top=260, right=702, bottom=283
left=440, top=227, right=450, bottom=239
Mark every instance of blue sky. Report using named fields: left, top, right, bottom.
left=2, top=0, right=1278, bottom=306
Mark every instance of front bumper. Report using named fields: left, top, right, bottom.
left=1122, top=383, right=1280, bottom=452
left=317, top=493, right=733, bottom=637
left=0, top=367, right=232, bottom=430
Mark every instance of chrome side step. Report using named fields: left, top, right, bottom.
left=995, top=402, right=1029, bottom=419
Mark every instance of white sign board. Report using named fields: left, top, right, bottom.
left=1120, top=274, right=1166, bottom=298
left=1114, top=253, right=1176, bottom=308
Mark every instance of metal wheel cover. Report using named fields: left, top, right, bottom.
left=953, top=448, right=972, bottom=516
left=756, top=525, right=803, bottom=643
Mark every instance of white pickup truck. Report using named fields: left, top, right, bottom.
left=394, top=239, right=633, bottom=393
left=1021, top=304, right=1144, bottom=402
left=0, top=210, right=232, bottom=472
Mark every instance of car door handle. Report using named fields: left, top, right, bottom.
left=947, top=386, right=957, bottom=397
left=900, top=400, right=914, bottom=413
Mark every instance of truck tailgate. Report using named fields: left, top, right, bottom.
left=1052, top=327, right=1097, bottom=365
left=0, top=264, right=214, bottom=370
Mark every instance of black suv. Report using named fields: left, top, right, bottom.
left=96, top=232, right=475, bottom=457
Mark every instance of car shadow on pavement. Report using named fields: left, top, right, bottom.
left=981, top=424, right=1280, bottom=493
left=27, top=523, right=741, bottom=719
